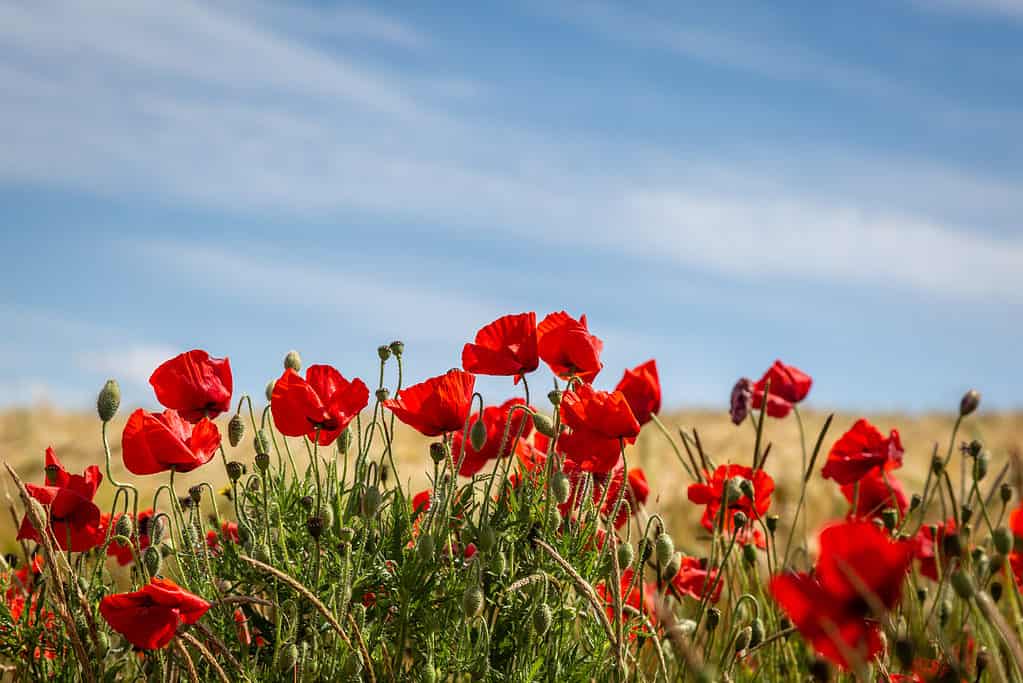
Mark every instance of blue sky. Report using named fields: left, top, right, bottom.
left=1, top=0, right=1021, bottom=414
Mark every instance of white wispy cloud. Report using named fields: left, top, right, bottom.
left=75, top=345, right=180, bottom=387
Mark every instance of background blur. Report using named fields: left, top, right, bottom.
left=1, top=1, right=1021, bottom=416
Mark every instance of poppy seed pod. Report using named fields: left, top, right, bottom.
left=228, top=414, right=245, bottom=447
left=188, top=485, right=202, bottom=505
left=547, top=390, right=562, bottom=406
left=655, top=533, right=674, bottom=566
left=306, top=516, right=324, bottom=539
left=724, top=477, right=744, bottom=505
left=462, top=585, right=484, bottom=619
left=617, top=542, right=634, bottom=569
left=930, top=455, right=944, bottom=475
left=950, top=570, right=975, bottom=599
left=705, top=607, right=721, bottom=630
left=550, top=471, right=571, bottom=504
left=389, top=340, right=404, bottom=357
left=142, top=546, right=162, bottom=576
left=226, top=461, right=244, bottom=482
left=284, top=350, right=302, bottom=372
left=738, top=477, right=756, bottom=501
left=942, top=532, right=963, bottom=558
left=377, top=345, right=391, bottom=361
left=1000, top=483, right=1012, bottom=504
left=959, top=389, right=980, bottom=417
left=114, top=514, right=133, bottom=539
left=375, top=388, right=390, bottom=403
left=766, top=514, right=779, bottom=533
left=733, top=511, right=748, bottom=530
left=742, top=542, right=757, bottom=565
left=532, top=413, right=555, bottom=438
left=429, top=442, right=449, bottom=464
left=97, top=379, right=121, bottom=422
left=533, top=604, right=553, bottom=636
left=469, top=418, right=488, bottom=452
left=973, top=452, right=989, bottom=481
left=993, top=527, right=1012, bottom=555
left=254, top=452, right=270, bottom=472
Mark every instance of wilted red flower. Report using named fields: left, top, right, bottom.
left=670, top=555, right=721, bottom=603
left=537, top=311, right=603, bottom=382
left=751, top=360, right=812, bottom=418
left=99, top=577, right=210, bottom=650
left=615, top=359, right=661, bottom=425
left=271, top=365, right=369, bottom=446
left=17, top=447, right=105, bottom=552
left=840, top=469, right=907, bottom=523
left=914, top=519, right=956, bottom=582
left=770, top=520, right=913, bottom=669
left=383, top=369, right=476, bottom=437
left=822, top=419, right=903, bottom=486
left=559, top=384, right=640, bottom=475
left=461, top=312, right=539, bottom=379
left=121, top=409, right=221, bottom=475
left=688, top=464, right=774, bottom=548
left=451, top=398, right=532, bottom=476
left=149, top=349, right=233, bottom=422
left=105, top=508, right=155, bottom=566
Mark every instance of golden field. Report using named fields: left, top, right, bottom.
left=1, top=405, right=1020, bottom=554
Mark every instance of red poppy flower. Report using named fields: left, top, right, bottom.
left=821, top=419, right=904, bottom=486
left=615, top=359, right=661, bottom=425
left=382, top=369, right=476, bottom=436
left=121, top=409, right=221, bottom=475
left=99, top=577, right=211, bottom=650
left=914, top=518, right=956, bottom=582
left=537, top=311, right=603, bottom=382
left=595, top=568, right=658, bottom=637
left=450, top=398, right=532, bottom=477
left=770, top=520, right=913, bottom=670
left=271, top=365, right=370, bottom=446
left=411, top=490, right=432, bottom=517
left=670, top=555, right=721, bottom=603
left=461, top=312, right=539, bottom=379
left=149, top=349, right=233, bottom=422
left=558, top=384, right=640, bottom=475
left=1011, top=504, right=1023, bottom=588
left=599, top=464, right=651, bottom=529
left=16, top=447, right=105, bottom=552
left=751, top=360, right=812, bottom=418
left=840, top=469, right=907, bottom=523
left=105, top=508, right=155, bottom=566
left=688, top=464, right=774, bottom=548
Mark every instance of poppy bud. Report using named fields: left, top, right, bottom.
left=278, top=643, right=299, bottom=672
left=617, top=542, right=634, bottom=569
left=705, top=607, right=721, bottom=631
left=730, top=378, right=752, bottom=425
left=950, top=570, right=975, bottom=599
left=724, top=478, right=744, bottom=505
left=742, top=543, right=757, bottom=565
left=990, top=553, right=1004, bottom=573
left=734, top=626, right=752, bottom=652
left=938, top=599, right=953, bottom=626
left=226, top=461, right=244, bottom=482
left=532, top=413, right=555, bottom=438
left=306, top=516, right=324, bottom=539
left=97, top=379, right=121, bottom=422
left=533, top=604, right=553, bottom=636
left=462, top=585, right=484, bottom=619
left=281, top=350, right=301, bottom=372
left=1000, top=483, right=1012, bottom=504
left=993, top=527, right=1012, bottom=555
left=766, top=514, right=779, bottom=533
left=148, top=516, right=166, bottom=545
left=749, top=618, right=765, bottom=649
left=95, top=630, right=110, bottom=658
left=654, top=533, right=674, bottom=566
left=663, top=552, right=681, bottom=580
left=959, top=389, right=980, bottom=417
left=916, top=587, right=927, bottom=603
left=188, top=485, right=202, bottom=505
left=377, top=345, right=391, bottom=362
left=909, top=493, right=922, bottom=511
left=361, top=487, right=382, bottom=518
left=894, top=636, right=914, bottom=671
left=960, top=504, right=973, bottom=524
left=973, top=452, right=989, bottom=482
left=142, top=546, right=162, bottom=576
left=881, top=508, right=898, bottom=531
left=943, top=532, right=962, bottom=558
left=931, top=455, right=944, bottom=475
left=389, top=340, right=404, bottom=357
left=550, top=471, right=571, bottom=504
left=429, top=442, right=449, bottom=464
left=489, top=551, right=506, bottom=576
left=114, top=513, right=133, bottom=539
left=547, top=506, right=561, bottom=531
left=227, top=414, right=245, bottom=448
left=375, top=388, right=390, bottom=403
left=469, top=419, right=487, bottom=452
left=265, top=379, right=275, bottom=402
left=547, top=390, right=562, bottom=406
left=738, top=477, right=755, bottom=501
left=733, top=511, right=748, bottom=530
left=478, top=526, right=497, bottom=553
left=417, top=535, right=435, bottom=563
left=338, top=428, right=352, bottom=455
left=990, top=581, right=1003, bottom=603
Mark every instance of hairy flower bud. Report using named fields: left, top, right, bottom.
left=749, top=618, right=765, bottom=649
left=284, top=350, right=302, bottom=372
left=143, top=546, right=162, bottom=576
left=533, top=604, right=553, bottom=636
left=655, top=533, right=674, bottom=566
left=959, top=389, right=980, bottom=417
left=361, top=487, right=382, bottom=519
left=97, top=379, right=121, bottom=422
left=950, top=570, right=975, bottom=599
left=462, top=585, right=484, bottom=619
left=663, top=552, right=681, bottom=580
left=993, top=528, right=1012, bottom=555
left=149, top=516, right=166, bottom=545
left=550, top=471, right=571, bottom=504
left=973, top=452, right=989, bottom=482
left=532, top=413, right=555, bottom=438
left=617, top=542, right=634, bottom=570
left=469, top=419, right=487, bottom=452
left=429, top=442, right=449, bottom=464
left=228, top=414, right=245, bottom=447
